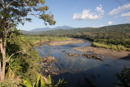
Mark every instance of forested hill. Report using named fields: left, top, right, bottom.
left=22, top=23, right=130, bottom=35
left=86, top=24, right=130, bottom=33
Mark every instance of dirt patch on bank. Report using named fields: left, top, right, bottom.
left=73, top=46, right=130, bottom=59
left=47, top=39, right=85, bottom=46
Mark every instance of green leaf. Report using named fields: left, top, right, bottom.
left=23, top=80, right=32, bottom=87
left=23, top=77, right=31, bottom=85
left=36, top=74, right=41, bottom=87
left=42, top=78, right=45, bottom=87
left=48, top=75, right=52, bottom=87
left=54, top=79, right=67, bottom=87
left=19, top=81, right=24, bottom=85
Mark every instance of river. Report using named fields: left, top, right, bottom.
left=34, top=40, right=130, bottom=87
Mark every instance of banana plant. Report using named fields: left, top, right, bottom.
left=20, top=74, right=67, bottom=87
left=6, top=55, right=22, bottom=79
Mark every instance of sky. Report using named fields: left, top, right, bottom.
left=18, top=0, right=130, bottom=31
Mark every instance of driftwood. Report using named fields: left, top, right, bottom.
left=82, top=53, right=103, bottom=61
left=61, top=50, right=66, bottom=52
left=43, top=56, right=55, bottom=62
left=66, top=52, right=80, bottom=57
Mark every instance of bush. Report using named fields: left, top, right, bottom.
left=117, top=45, right=125, bottom=52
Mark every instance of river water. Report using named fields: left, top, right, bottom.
left=35, top=40, right=130, bottom=87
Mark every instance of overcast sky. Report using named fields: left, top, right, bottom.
left=18, top=0, right=130, bottom=31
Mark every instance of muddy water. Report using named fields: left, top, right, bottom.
left=35, top=40, right=130, bottom=87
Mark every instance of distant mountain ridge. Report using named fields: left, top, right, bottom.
left=21, top=23, right=130, bottom=35
left=30, top=25, right=74, bottom=32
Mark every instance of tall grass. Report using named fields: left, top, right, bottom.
left=94, top=39, right=130, bottom=48
left=92, top=42, right=129, bottom=52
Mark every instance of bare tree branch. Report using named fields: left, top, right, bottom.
left=6, top=15, right=21, bottom=23
left=5, top=20, right=10, bottom=23
left=5, top=1, right=13, bottom=9
left=6, top=51, right=22, bottom=62
left=13, top=15, right=21, bottom=23
left=6, top=13, right=39, bottom=23
left=28, top=14, right=39, bottom=18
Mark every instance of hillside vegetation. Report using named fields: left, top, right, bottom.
left=22, top=23, right=130, bottom=35
left=22, top=23, right=130, bottom=52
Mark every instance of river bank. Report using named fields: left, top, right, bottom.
left=73, top=46, right=130, bottom=59
left=47, top=38, right=85, bottom=46
left=32, top=37, right=71, bottom=46
left=35, top=38, right=130, bottom=59
left=46, top=38, right=130, bottom=59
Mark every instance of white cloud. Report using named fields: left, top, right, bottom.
left=108, top=21, right=113, bottom=25
left=73, top=5, right=104, bottom=20
left=95, top=5, right=104, bottom=15
left=121, top=12, right=130, bottom=16
left=73, top=10, right=100, bottom=20
left=108, top=3, right=130, bottom=15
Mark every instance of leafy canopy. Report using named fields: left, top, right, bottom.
left=0, top=0, right=56, bottom=30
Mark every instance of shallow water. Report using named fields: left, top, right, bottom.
left=35, top=40, right=130, bottom=87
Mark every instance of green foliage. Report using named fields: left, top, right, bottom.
left=0, top=79, right=18, bottom=87
left=23, top=36, right=70, bottom=43
left=52, top=37, right=70, bottom=41
left=20, top=74, right=67, bottom=87
left=0, top=0, right=56, bottom=81
left=42, top=79, right=45, bottom=87
left=114, top=66, right=130, bottom=87
left=0, top=0, right=56, bottom=29
left=94, top=39, right=130, bottom=48
left=91, top=39, right=130, bottom=51
left=117, top=45, right=125, bottom=52
left=6, top=58, right=22, bottom=79
left=4, top=29, right=42, bottom=83
left=54, top=79, right=67, bottom=87
left=48, top=75, right=52, bottom=87
left=92, top=42, right=129, bottom=51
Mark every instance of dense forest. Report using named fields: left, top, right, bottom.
left=69, top=32, right=130, bottom=51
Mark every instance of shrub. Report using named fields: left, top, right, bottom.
left=117, top=45, right=125, bottom=52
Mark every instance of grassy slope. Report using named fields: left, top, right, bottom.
left=23, top=36, right=71, bottom=43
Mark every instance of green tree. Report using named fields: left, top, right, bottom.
left=0, top=0, right=56, bottom=80
left=5, top=29, right=42, bottom=83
